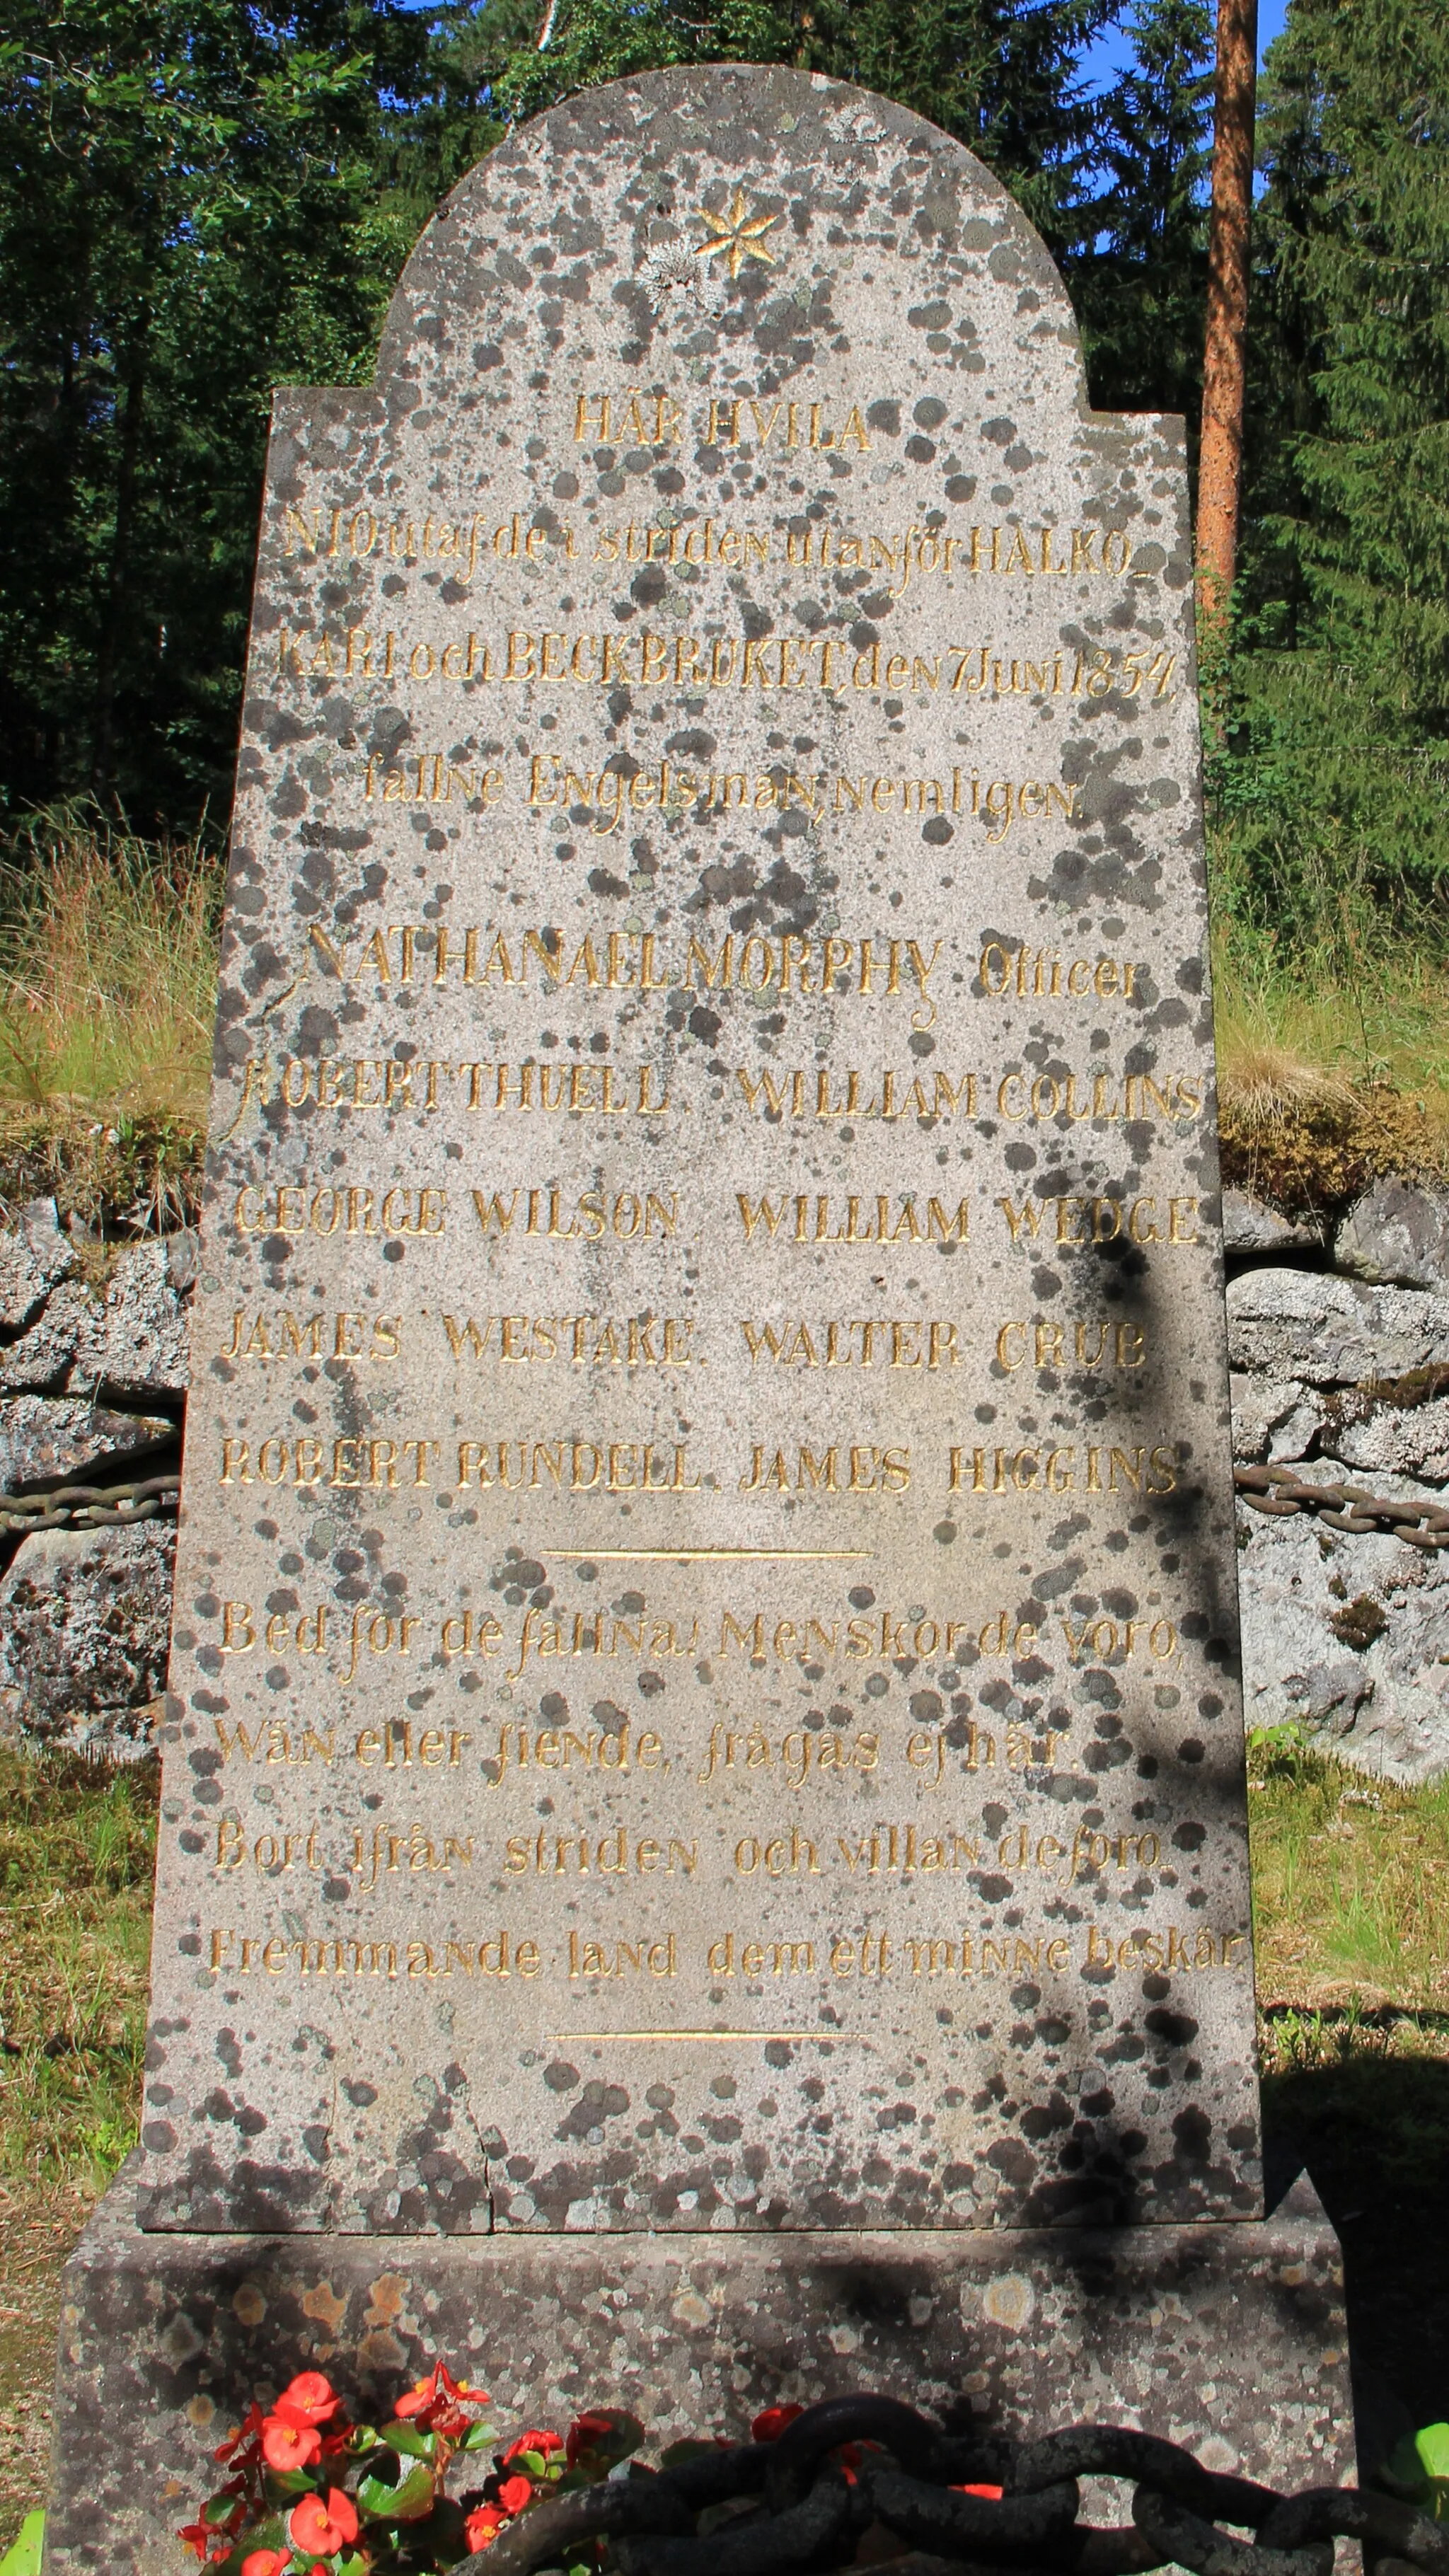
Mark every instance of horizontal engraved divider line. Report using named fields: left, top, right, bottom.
left=548, top=1547, right=872, bottom=1561
left=547, top=2030, right=865, bottom=2044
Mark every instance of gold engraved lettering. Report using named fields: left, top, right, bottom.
left=1058, top=1612, right=1179, bottom=1663
left=946, top=1442, right=1183, bottom=1497
left=469, top=1186, right=677, bottom=1240
left=207, top=1926, right=541, bottom=1980
left=231, top=1182, right=446, bottom=1238
left=353, top=1721, right=472, bottom=1769
left=906, top=1719, right=1067, bottom=1789
left=218, top=1310, right=401, bottom=1363
left=219, top=1436, right=439, bottom=1493
left=574, top=390, right=685, bottom=445
left=483, top=1718, right=665, bottom=1781
left=214, top=1813, right=326, bottom=1876
left=993, top=1070, right=1201, bottom=1124
left=739, top=1317, right=960, bottom=1370
left=568, top=1930, right=679, bottom=1978
left=706, top=1933, right=818, bottom=1977
left=455, top=1442, right=700, bottom=1514
left=696, top=1724, right=878, bottom=1789
left=733, top=1064, right=974, bottom=1118
left=995, top=1317, right=1146, bottom=1371
left=507, top=1828, right=695, bottom=1876
left=979, top=941, right=1142, bottom=1001
left=734, top=1191, right=968, bottom=1246
left=1084, top=1924, right=1248, bottom=1975
left=995, top=1194, right=1201, bottom=1247
left=738, top=1442, right=911, bottom=1494
left=442, top=1312, right=693, bottom=1368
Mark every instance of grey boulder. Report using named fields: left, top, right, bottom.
left=0, top=1394, right=173, bottom=1494
left=1236, top=1494, right=1449, bottom=1779
left=1227, top=1266, right=1449, bottom=1389
left=1223, top=1189, right=1325, bottom=1259
left=1337, top=1177, right=1449, bottom=1293
left=0, top=1519, right=175, bottom=1752
left=0, top=1196, right=75, bottom=1329
left=0, top=1239, right=190, bottom=1399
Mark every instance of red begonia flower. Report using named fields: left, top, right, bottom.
left=396, top=2361, right=486, bottom=2426
left=496, top=2474, right=533, bottom=2514
left=262, top=2415, right=323, bottom=2471
left=215, top=2403, right=268, bottom=2467
left=502, top=2432, right=563, bottom=2466
left=290, top=2487, right=359, bottom=2555
left=241, top=2550, right=290, bottom=2576
left=176, top=2516, right=214, bottom=2561
left=276, top=2372, right=340, bottom=2427
left=952, top=2485, right=1005, bottom=2500
left=751, top=2405, right=804, bottom=2444
left=466, top=2505, right=507, bottom=2551
left=565, top=2410, right=620, bottom=2467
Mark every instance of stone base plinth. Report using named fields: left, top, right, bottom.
left=46, top=2166, right=1353, bottom=2575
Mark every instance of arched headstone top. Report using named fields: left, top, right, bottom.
left=375, top=67, right=1092, bottom=428
left=141, top=64, right=1240, bottom=2245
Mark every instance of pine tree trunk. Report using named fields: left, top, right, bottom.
left=1196, top=0, right=1258, bottom=628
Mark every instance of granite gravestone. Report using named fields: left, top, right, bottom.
left=140, top=61, right=1257, bottom=2244
left=47, top=71, right=1351, bottom=2567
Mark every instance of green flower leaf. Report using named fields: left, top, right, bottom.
left=263, top=2468, right=322, bottom=2505
left=0, top=2514, right=45, bottom=2576
left=461, top=2423, right=496, bottom=2454
left=567, top=2410, right=646, bottom=2478
left=659, top=2442, right=721, bottom=2471
left=381, top=2422, right=436, bottom=2460
left=357, top=2462, right=436, bottom=2524
left=1417, top=2427, right=1449, bottom=2483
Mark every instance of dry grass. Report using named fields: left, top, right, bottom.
left=0, top=807, right=219, bottom=1234
left=1249, top=1738, right=1449, bottom=2009
left=1213, top=937, right=1449, bottom=1206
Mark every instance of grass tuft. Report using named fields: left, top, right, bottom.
left=1249, top=1737, right=1449, bottom=2008
left=0, top=806, right=221, bottom=1235
left=0, top=1748, right=157, bottom=2197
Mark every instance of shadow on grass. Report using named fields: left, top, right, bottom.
left=1264, top=2035, right=1449, bottom=2475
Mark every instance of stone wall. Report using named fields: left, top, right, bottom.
left=4, top=1182, right=1449, bottom=1777
left=1228, top=1179, right=1449, bottom=1779
left=0, top=1198, right=189, bottom=1757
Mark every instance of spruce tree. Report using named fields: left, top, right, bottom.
left=1070, top=0, right=1214, bottom=421
left=1253, top=0, right=1449, bottom=727
left=1216, top=0, right=1449, bottom=952
left=437, top=0, right=1118, bottom=268
left=0, top=0, right=429, bottom=826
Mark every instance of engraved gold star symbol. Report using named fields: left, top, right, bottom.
left=694, top=188, right=779, bottom=279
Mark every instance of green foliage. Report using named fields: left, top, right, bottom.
left=0, top=0, right=1137, bottom=838
left=426, top=0, right=1119, bottom=264
left=0, top=2514, right=44, bottom=2576
left=1212, top=0, right=1449, bottom=966
left=0, top=0, right=432, bottom=828
left=1071, top=0, right=1214, bottom=421
left=1382, top=2425, right=1449, bottom=2522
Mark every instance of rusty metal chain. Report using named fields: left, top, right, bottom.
left=0, top=1472, right=180, bottom=1538
left=1235, top=1462, right=1449, bottom=1549
left=459, top=2398, right=1449, bottom=2576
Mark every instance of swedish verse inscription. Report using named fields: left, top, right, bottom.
left=138, top=67, right=1257, bottom=2239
